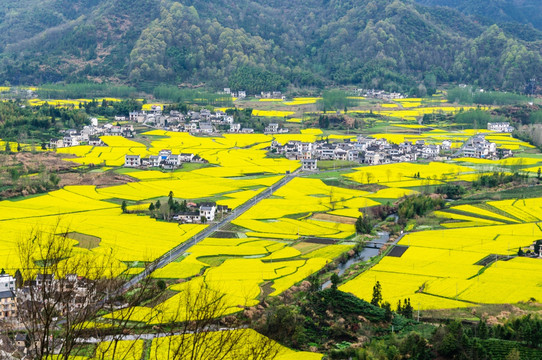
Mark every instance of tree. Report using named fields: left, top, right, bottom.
left=330, top=273, right=340, bottom=291
left=534, top=240, right=542, bottom=256
left=307, top=274, right=320, bottom=293
left=538, top=167, right=541, bottom=180
left=14, top=269, right=23, bottom=288
left=155, top=199, right=161, bottom=209
left=402, top=298, right=414, bottom=319
left=257, top=304, right=304, bottom=347
left=382, top=301, right=393, bottom=322
left=168, top=191, right=174, bottom=210
left=355, top=215, right=373, bottom=234
left=180, top=199, right=188, bottom=212
left=121, top=200, right=128, bottom=213
left=10, top=222, right=155, bottom=360
left=156, top=279, right=166, bottom=291
left=149, top=202, right=155, bottom=211
left=518, top=247, right=525, bottom=256
left=6, top=222, right=280, bottom=360
left=146, top=277, right=281, bottom=359
left=4, top=141, right=11, bottom=153
left=371, top=281, right=383, bottom=307
left=400, top=332, right=432, bottom=360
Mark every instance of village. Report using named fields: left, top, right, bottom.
left=47, top=105, right=515, bottom=173
left=277, top=127, right=513, bottom=172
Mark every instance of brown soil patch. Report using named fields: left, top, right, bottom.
left=58, top=171, right=135, bottom=188
left=66, top=232, right=101, bottom=249
left=292, top=242, right=327, bottom=254
left=311, top=213, right=356, bottom=224
left=15, top=151, right=76, bottom=173
left=261, top=282, right=275, bottom=298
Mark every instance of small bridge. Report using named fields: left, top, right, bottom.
left=364, top=241, right=386, bottom=249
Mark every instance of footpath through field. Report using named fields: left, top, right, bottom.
left=123, top=170, right=299, bottom=291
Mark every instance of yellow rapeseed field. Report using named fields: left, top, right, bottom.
left=340, top=221, right=542, bottom=309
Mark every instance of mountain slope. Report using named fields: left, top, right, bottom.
left=415, top=0, right=542, bottom=31
left=0, top=0, right=540, bottom=92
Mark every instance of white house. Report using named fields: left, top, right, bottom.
left=179, top=153, right=194, bottom=162
left=265, top=123, right=280, bottom=134
left=63, top=136, right=80, bottom=147
left=229, top=123, right=241, bottom=133
left=441, top=140, right=452, bottom=151
left=124, top=155, right=141, bottom=167
left=89, top=137, right=104, bottom=146
left=0, top=274, right=15, bottom=293
left=129, top=111, right=146, bottom=123
left=301, top=159, right=318, bottom=171
left=422, top=145, right=440, bottom=159
left=199, top=203, right=217, bottom=221
left=173, top=212, right=201, bottom=223
left=199, top=122, right=214, bottom=134
left=49, top=139, right=64, bottom=149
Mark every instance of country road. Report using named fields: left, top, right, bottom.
left=123, top=170, right=299, bottom=291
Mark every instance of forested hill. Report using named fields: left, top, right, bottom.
left=416, top=0, right=542, bottom=33
left=1, top=0, right=541, bottom=93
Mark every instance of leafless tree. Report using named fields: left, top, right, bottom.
left=146, top=280, right=281, bottom=360
left=7, top=221, right=160, bottom=360
left=3, top=221, right=281, bottom=360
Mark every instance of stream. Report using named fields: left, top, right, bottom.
left=321, top=231, right=390, bottom=290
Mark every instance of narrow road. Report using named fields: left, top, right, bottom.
left=75, top=326, right=241, bottom=343
left=123, top=171, right=298, bottom=291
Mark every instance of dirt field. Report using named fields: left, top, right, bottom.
left=58, top=171, right=135, bottom=188
left=311, top=213, right=357, bottom=224
left=0, top=152, right=134, bottom=199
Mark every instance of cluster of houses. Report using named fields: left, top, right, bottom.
left=458, top=134, right=506, bottom=158
left=355, top=89, right=405, bottom=100
left=223, top=88, right=284, bottom=100
left=223, top=88, right=247, bottom=99
left=271, top=135, right=452, bottom=168
left=49, top=119, right=134, bottom=149
left=0, top=272, right=93, bottom=323
left=125, top=150, right=204, bottom=170
left=172, top=202, right=230, bottom=223
left=128, top=107, right=254, bottom=134
left=487, top=122, right=515, bottom=133
left=0, top=272, right=125, bottom=355
left=256, top=91, right=284, bottom=100
left=264, top=123, right=289, bottom=134
left=274, top=132, right=510, bottom=171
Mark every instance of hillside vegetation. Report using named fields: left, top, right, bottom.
left=0, top=0, right=541, bottom=92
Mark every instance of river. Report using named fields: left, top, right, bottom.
left=321, top=231, right=390, bottom=289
